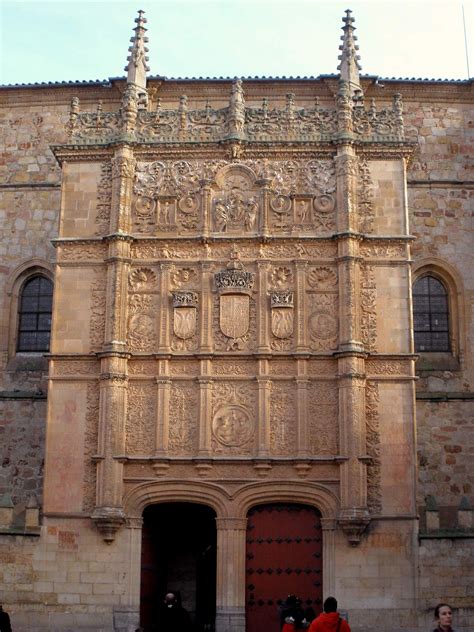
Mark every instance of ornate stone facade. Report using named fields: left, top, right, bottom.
left=0, top=9, right=472, bottom=632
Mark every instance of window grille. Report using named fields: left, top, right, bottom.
left=413, top=276, right=450, bottom=352
left=17, top=276, right=53, bottom=352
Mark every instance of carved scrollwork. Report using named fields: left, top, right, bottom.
left=126, top=383, right=156, bottom=456
left=169, top=384, right=198, bottom=454
left=270, top=382, right=296, bottom=455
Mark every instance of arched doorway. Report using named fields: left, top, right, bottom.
left=245, top=503, right=323, bottom=632
left=140, top=502, right=217, bottom=631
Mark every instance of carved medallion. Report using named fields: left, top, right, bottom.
left=212, top=404, right=253, bottom=447
left=220, top=294, right=249, bottom=339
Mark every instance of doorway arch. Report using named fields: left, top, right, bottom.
left=140, top=502, right=217, bottom=631
left=245, top=503, right=323, bottom=632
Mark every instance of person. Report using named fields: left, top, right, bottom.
left=0, top=605, right=12, bottom=632
left=279, top=595, right=309, bottom=631
left=156, top=591, right=191, bottom=631
left=308, top=597, right=350, bottom=632
left=432, top=603, right=455, bottom=632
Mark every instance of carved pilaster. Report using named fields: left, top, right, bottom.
left=104, top=236, right=132, bottom=354
left=337, top=354, right=369, bottom=545
left=337, top=236, right=363, bottom=353
left=215, top=518, right=247, bottom=632
left=258, top=179, right=272, bottom=240
left=257, top=372, right=271, bottom=457
left=155, top=365, right=171, bottom=456
left=111, top=146, right=136, bottom=234
left=200, top=262, right=213, bottom=353
left=200, top=180, right=212, bottom=241
left=335, top=146, right=358, bottom=234
left=295, top=261, right=307, bottom=351
left=257, top=261, right=271, bottom=352
left=93, top=358, right=128, bottom=542
left=158, top=263, right=172, bottom=351
left=296, top=373, right=310, bottom=457
left=198, top=377, right=213, bottom=456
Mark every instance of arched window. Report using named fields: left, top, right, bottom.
left=17, top=275, right=53, bottom=352
left=413, top=275, right=450, bottom=352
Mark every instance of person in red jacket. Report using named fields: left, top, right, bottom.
left=308, top=597, right=350, bottom=632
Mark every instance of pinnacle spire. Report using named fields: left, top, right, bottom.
left=125, top=9, right=150, bottom=90
left=337, top=9, right=362, bottom=96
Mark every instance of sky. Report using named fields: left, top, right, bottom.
left=0, top=0, right=473, bottom=86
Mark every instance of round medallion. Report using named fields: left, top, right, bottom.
left=212, top=405, right=253, bottom=447
left=309, top=312, right=337, bottom=339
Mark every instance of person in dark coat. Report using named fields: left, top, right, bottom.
left=0, top=605, right=12, bottom=632
left=432, top=603, right=455, bottom=632
left=156, top=592, right=191, bottom=631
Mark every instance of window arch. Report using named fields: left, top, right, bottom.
left=17, top=275, right=53, bottom=352
left=413, top=275, right=450, bottom=352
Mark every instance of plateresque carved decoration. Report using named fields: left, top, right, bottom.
left=212, top=383, right=255, bottom=450
left=172, top=291, right=198, bottom=341
left=271, top=291, right=294, bottom=339
left=212, top=164, right=259, bottom=233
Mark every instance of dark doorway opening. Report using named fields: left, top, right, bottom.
left=141, top=502, right=217, bottom=631
left=246, top=503, right=323, bottom=632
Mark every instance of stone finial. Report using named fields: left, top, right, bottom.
left=337, top=9, right=362, bottom=97
left=227, top=78, right=246, bottom=139
left=125, top=9, right=150, bottom=91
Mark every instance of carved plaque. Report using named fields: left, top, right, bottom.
left=219, top=294, right=250, bottom=339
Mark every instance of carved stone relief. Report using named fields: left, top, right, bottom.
left=126, top=383, right=156, bottom=456
left=270, top=291, right=294, bottom=351
left=95, top=161, right=112, bottom=235
left=128, top=360, right=156, bottom=376
left=361, top=264, right=377, bottom=351
left=212, top=360, right=255, bottom=376
left=307, top=294, right=338, bottom=351
left=127, top=267, right=158, bottom=352
left=212, top=164, right=259, bottom=233
left=168, top=383, right=198, bottom=455
left=270, top=382, right=296, bottom=455
left=211, top=383, right=256, bottom=454
left=83, top=382, right=99, bottom=512
left=53, top=360, right=98, bottom=376
left=308, top=381, right=338, bottom=455
left=90, top=274, right=106, bottom=352
left=358, top=158, right=375, bottom=234
left=171, top=291, right=199, bottom=351
left=133, top=161, right=202, bottom=233
left=366, top=380, right=382, bottom=514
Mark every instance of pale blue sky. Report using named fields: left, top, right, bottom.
left=0, top=0, right=472, bottom=85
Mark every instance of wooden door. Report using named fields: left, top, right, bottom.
left=246, top=503, right=322, bottom=632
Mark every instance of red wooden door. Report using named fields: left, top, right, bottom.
left=246, top=504, right=322, bottom=632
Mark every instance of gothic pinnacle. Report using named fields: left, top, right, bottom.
left=125, top=9, right=150, bottom=90
left=337, top=9, right=362, bottom=97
